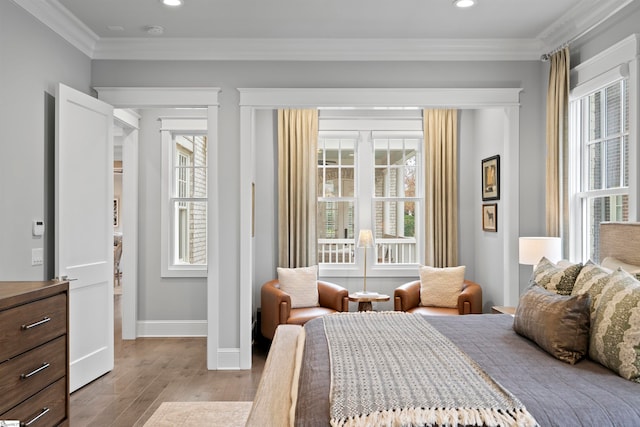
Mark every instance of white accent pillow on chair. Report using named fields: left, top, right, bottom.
left=277, top=265, right=319, bottom=308
left=419, top=265, right=466, bottom=308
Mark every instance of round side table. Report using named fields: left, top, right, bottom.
left=348, top=293, right=390, bottom=312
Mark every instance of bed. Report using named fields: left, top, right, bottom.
left=247, top=222, right=640, bottom=426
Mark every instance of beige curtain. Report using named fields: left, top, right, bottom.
left=423, top=109, right=459, bottom=267
left=545, top=47, right=570, bottom=246
left=277, top=109, right=318, bottom=268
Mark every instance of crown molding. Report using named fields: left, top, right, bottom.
left=13, top=0, right=631, bottom=61
left=237, top=88, right=523, bottom=108
left=537, top=0, right=635, bottom=52
left=92, top=37, right=544, bottom=61
left=12, top=0, right=99, bottom=58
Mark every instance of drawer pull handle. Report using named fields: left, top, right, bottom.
left=21, top=317, right=51, bottom=330
left=20, top=363, right=50, bottom=379
left=22, top=407, right=50, bottom=427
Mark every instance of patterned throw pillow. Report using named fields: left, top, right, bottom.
left=514, top=285, right=590, bottom=364
left=571, top=261, right=613, bottom=318
left=277, top=265, right=319, bottom=308
left=589, top=269, right=640, bottom=382
left=529, top=257, right=583, bottom=296
left=419, top=265, right=465, bottom=308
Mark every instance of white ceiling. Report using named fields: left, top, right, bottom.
left=14, top=0, right=635, bottom=60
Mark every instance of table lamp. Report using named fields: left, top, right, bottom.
left=357, top=229, right=374, bottom=294
left=519, top=237, right=562, bottom=270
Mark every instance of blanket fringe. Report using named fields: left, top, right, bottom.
left=332, top=407, right=539, bottom=427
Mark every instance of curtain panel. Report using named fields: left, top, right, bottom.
left=545, top=47, right=570, bottom=250
left=277, top=109, right=318, bottom=268
left=423, top=109, right=459, bottom=267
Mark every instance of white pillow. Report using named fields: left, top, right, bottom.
left=419, top=265, right=466, bottom=308
left=277, top=265, right=319, bottom=308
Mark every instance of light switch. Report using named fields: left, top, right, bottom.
left=32, top=248, right=43, bottom=266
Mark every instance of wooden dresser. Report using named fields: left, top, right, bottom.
left=0, top=281, right=69, bottom=427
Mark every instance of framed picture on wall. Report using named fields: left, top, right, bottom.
left=482, top=203, right=497, bottom=232
left=113, top=198, right=119, bottom=228
left=481, top=155, right=500, bottom=201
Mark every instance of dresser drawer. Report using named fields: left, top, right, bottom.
left=0, top=336, right=66, bottom=414
left=0, top=293, right=66, bottom=361
left=1, top=378, right=66, bottom=427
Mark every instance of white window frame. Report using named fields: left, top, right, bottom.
left=317, top=113, right=424, bottom=278
left=371, top=131, right=422, bottom=270
left=176, top=148, right=191, bottom=263
left=317, top=132, right=358, bottom=270
left=569, top=34, right=639, bottom=262
left=160, top=116, right=208, bottom=277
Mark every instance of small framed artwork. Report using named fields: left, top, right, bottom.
left=481, top=155, right=500, bottom=201
left=482, top=203, right=497, bottom=232
left=113, top=198, right=119, bottom=228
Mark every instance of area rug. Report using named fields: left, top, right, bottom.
left=143, top=401, right=252, bottom=427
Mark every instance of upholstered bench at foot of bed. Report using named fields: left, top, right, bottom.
left=246, top=324, right=304, bottom=427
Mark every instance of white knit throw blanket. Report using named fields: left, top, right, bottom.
left=323, top=312, right=538, bottom=427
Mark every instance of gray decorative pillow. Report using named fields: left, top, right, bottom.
left=530, top=257, right=583, bottom=296
left=589, top=269, right=640, bottom=382
left=571, top=260, right=613, bottom=318
left=514, top=285, right=590, bottom=364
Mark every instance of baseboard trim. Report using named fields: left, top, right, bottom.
left=136, top=320, right=207, bottom=337
left=217, top=348, right=241, bottom=370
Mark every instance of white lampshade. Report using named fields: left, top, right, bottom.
left=357, top=229, right=374, bottom=248
left=519, top=237, right=562, bottom=265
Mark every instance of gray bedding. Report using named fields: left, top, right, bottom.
left=295, top=314, right=640, bottom=427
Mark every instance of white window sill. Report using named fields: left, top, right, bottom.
left=319, top=264, right=419, bottom=278
left=161, top=265, right=207, bottom=278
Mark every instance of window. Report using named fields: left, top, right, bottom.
left=571, top=78, right=629, bottom=261
left=316, top=113, right=423, bottom=276
left=373, top=136, right=420, bottom=265
left=317, top=136, right=356, bottom=264
left=161, top=118, right=208, bottom=277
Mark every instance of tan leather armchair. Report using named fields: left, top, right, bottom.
left=394, top=279, right=483, bottom=315
left=261, top=279, right=349, bottom=340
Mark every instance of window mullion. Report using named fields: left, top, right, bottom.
left=601, top=90, right=607, bottom=191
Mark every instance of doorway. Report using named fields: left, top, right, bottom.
left=95, top=87, right=221, bottom=368
left=239, top=87, right=523, bottom=369
left=113, top=158, right=122, bottom=295
left=113, top=109, right=140, bottom=340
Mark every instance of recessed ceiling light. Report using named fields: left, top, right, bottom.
left=453, top=0, right=476, bottom=8
left=161, top=0, right=183, bottom=6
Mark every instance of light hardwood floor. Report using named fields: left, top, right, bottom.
left=69, top=295, right=268, bottom=426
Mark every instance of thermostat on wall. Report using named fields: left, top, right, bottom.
left=32, top=220, right=45, bottom=237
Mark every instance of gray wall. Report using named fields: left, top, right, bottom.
left=472, top=109, right=508, bottom=311
left=0, top=2, right=91, bottom=280
left=571, top=2, right=640, bottom=66
left=253, top=109, right=279, bottom=312
left=136, top=109, right=208, bottom=321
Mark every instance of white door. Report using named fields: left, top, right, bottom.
left=55, top=83, right=114, bottom=392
